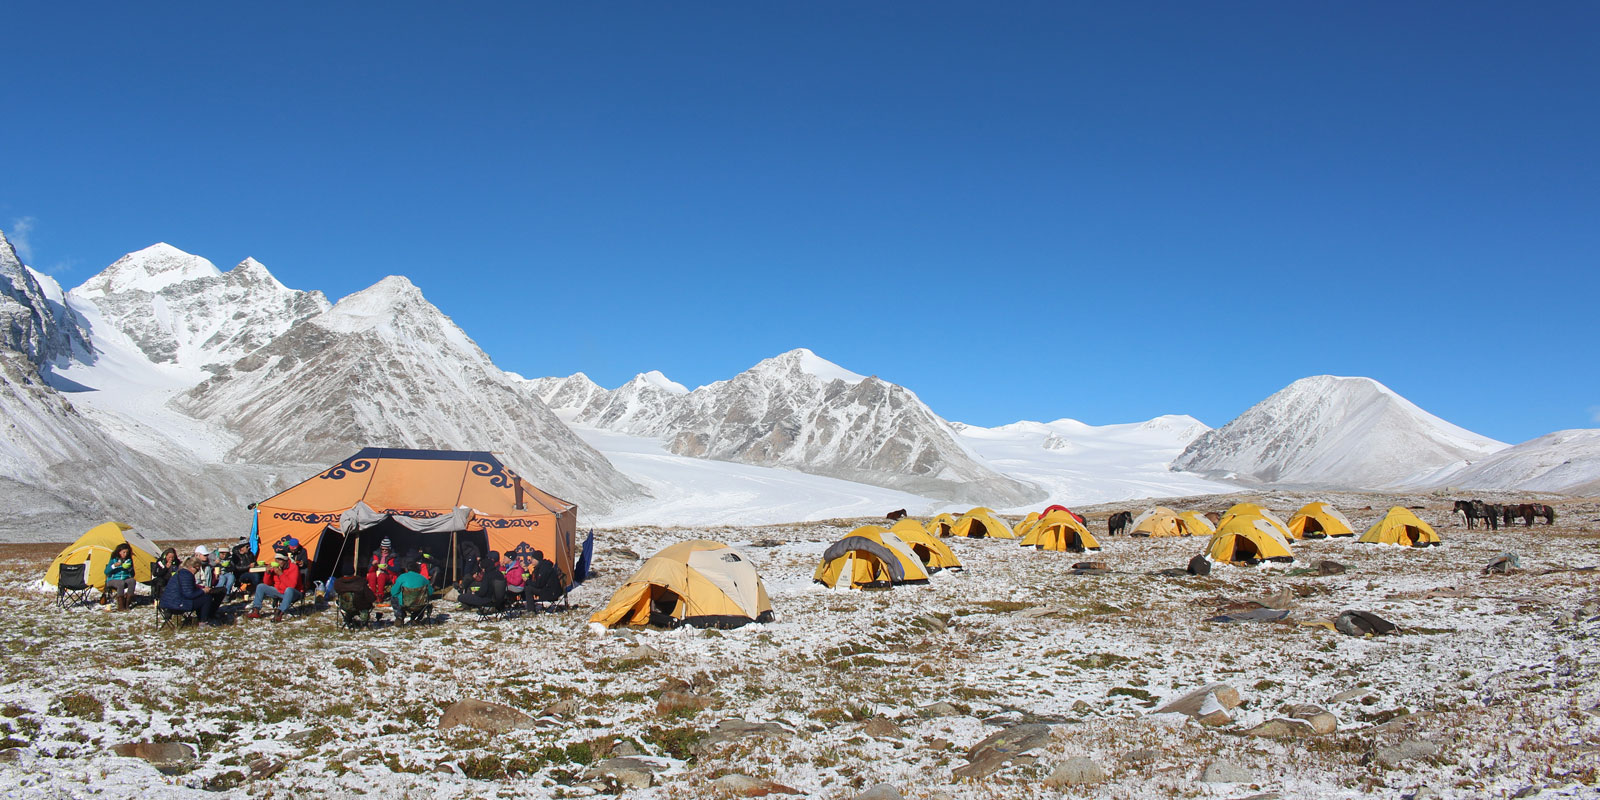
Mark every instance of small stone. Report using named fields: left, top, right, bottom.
left=0, top=748, right=28, bottom=763
left=694, top=719, right=793, bottom=754
left=1285, top=704, right=1337, bottom=735
left=1556, top=611, right=1576, bottom=627
left=862, top=717, right=904, bottom=739
left=1071, top=699, right=1093, bottom=715
left=109, top=742, right=195, bottom=771
left=1155, top=683, right=1242, bottom=717
left=612, top=740, right=641, bottom=756
left=1243, top=718, right=1317, bottom=739
left=927, top=737, right=952, bottom=751
left=1201, top=760, right=1253, bottom=783
left=911, top=613, right=949, bottom=632
left=282, top=728, right=321, bottom=744
left=965, top=723, right=1051, bottom=760
left=918, top=701, right=961, bottom=718
left=656, top=690, right=712, bottom=716
left=1043, top=756, right=1107, bottom=787
left=1405, top=787, right=1442, bottom=800
left=1122, top=747, right=1158, bottom=765
left=1372, top=739, right=1441, bottom=769
left=854, top=783, right=903, bottom=800
left=248, top=757, right=284, bottom=779
left=438, top=699, right=536, bottom=734
left=625, top=644, right=663, bottom=661
left=1197, top=709, right=1232, bottom=727
left=1328, top=688, right=1374, bottom=704
left=1316, top=560, right=1347, bottom=576
left=613, top=770, right=653, bottom=789
left=712, top=774, right=803, bottom=796
left=541, top=698, right=578, bottom=718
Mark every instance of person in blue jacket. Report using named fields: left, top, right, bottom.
left=102, top=543, right=139, bottom=611
left=158, top=556, right=218, bottom=624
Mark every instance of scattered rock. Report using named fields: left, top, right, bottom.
left=1316, top=560, right=1347, bottom=576
left=862, top=717, right=904, bottom=739
left=1484, top=553, right=1521, bottom=575
left=364, top=647, right=391, bottom=668
left=1071, top=699, right=1093, bottom=715
left=656, top=690, right=712, bottom=716
left=1404, top=787, right=1442, bottom=800
left=1285, top=704, right=1337, bottom=734
left=611, top=740, right=641, bottom=756
left=1188, top=554, right=1212, bottom=576
left=601, top=547, right=640, bottom=560
left=1155, top=683, right=1242, bottom=718
left=927, top=737, right=952, bottom=751
left=918, top=701, right=962, bottom=718
left=109, top=742, right=195, bottom=772
left=1243, top=718, right=1317, bottom=739
left=625, top=644, right=663, bottom=661
left=712, top=774, right=803, bottom=796
left=437, top=699, right=536, bottom=734
left=1335, top=610, right=1399, bottom=636
left=910, top=613, right=950, bottom=632
left=0, top=748, right=28, bottom=763
left=1121, top=747, right=1158, bottom=765
left=1201, top=760, right=1253, bottom=783
left=1371, top=739, right=1441, bottom=769
left=1328, top=688, right=1374, bottom=704
left=1257, top=587, right=1297, bottom=610
left=853, top=783, right=903, bottom=800
left=748, top=539, right=783, bottom=548
left=282, top=728, right=322, bottom=744
left=953, top=723, right=1052, bottom=780
left=588, top=757, right=664, bottom=790
left=541, top=698, right=578, bottom=718
left=695, top=719, right=793, bottom=754
left=248, top=757, right=284, bottom=779
left=1043, top=756, right=1107, bottom=787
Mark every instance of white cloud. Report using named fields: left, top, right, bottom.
left=7, top=216, right=37, bottom=263
left=1590, top=405, right=1600, bottom=424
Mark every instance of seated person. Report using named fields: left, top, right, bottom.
left=212, top=545, right=239, bottom=600
left=103, top=543, right=140, bottom=611
left=504, top=553, right=528, bottom=599
left=158, top=556, right=217, bottom=624
left=456, top=566, right=498, bottom=610
left=149, top=547, right=181, bottom=602
left=482, top=554, right=509, bottom=609
left=525, top=549, right=564, bottom=611
left=368, top=538, right=399, bottom=598
left=247, top=556, right=300, bottom=622
left=388, top=562, right=433, bottom=623
left=332, top=567, right=378, bottom=627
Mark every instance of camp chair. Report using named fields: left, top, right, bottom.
left=156, top=605, right=199, bottom=631
left=54, top=563, right=97, bottom=610
left=395, top=586, right=434, bottom=626
left=334, top=592, right=371, bottom=630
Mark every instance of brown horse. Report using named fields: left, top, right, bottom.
left=1454, top=499, right=1499, bottom=530
left=1503, top=504, right=1540, bottom=527
left=1204, top=511, right=1222, bottom=527
left=1107, top=511, right=1133, bottom=536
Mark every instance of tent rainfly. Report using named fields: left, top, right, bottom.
left=1019, top=511, right=1101, bottom=552
left=1205, top=515, right=1295, bottom=564
left=927, top=513, right=959, bottom=537
left=814, top=526, right=930, bottom=588
left=1287, top=502, right=1357, bottom=539
left=1219, top=503, right=1297, bottom=540
left=1177, top=510, right=1216, bottom=536
left=887, top=518, right=963, bottom=572
left=1358, top=507, right=1442, bottom=547
left=1129, top=507, right=1185, bottom=537
left=950, top=508, right=1015, bottom=539
left=590, top=540, right=774, bottom=629
left=44, top=522, right=163, bottom=590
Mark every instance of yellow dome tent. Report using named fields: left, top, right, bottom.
left=1177, top=511, right=1215, bottom=536
left=1012, top=511, right=1043, bottom=541
left=1219, top=503, right=1297, bottom=540
left=590, top=540, right=774, bottom=629
left=887, top=518, right=963, bottom=572
left=1129, top=507, right=1185, bottom=537
left=814, top=526, right=930, bottom=588
left=1358, top=507, right=1442, bottom=547
left=1288, top=502, right=1356, bottom=539
left=1019, top=511, right=1100, bottom=552
left=1205, top=515, right=1294, bottom=564
left=950, top=508, right=1015, bottom=539
left=928, top=513, right=959, bottom=537
left=44, top=522, right=162, bottom=590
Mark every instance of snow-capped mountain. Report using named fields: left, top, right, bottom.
left=957, top=414, right=1239, bottom=509
left=1172, top=375, right=1507, bottom=489
left=66, top=245, right=330, bottom=374
left=525, top=372, right=608, bottom=417
left=1423, top=429, right=1600, bottom=495
left=176, top=275, right=644, bottom=513
left=540, top=349, right=1043, bottom=507
left=0, top=230, right=87, bottom=367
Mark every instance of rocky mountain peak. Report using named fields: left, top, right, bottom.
left=73, top=243, right=222, bottom=299
left=752, top=347, right=868, bottom=386
left=0, top=229, right=89, bottom=367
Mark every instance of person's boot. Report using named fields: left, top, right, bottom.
left=246, top=609, right=262, bottom=620
left=272, top=610, right=284, bottom=623
left=116, top=594, right=128, bottom=612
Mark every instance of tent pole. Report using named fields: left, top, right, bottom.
left=449, top=532, right=457, bottom=587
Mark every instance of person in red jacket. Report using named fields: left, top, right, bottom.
left=367, top=538, right=398, bottom=599
left=247, top=556, right=301, bottom=622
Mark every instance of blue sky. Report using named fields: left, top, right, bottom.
left=4, top=3, right=1596, bottom=443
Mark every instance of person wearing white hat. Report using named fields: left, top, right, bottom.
left=367, top=537, right=399, bottom=599
left=193, top=545, right=216, bottom=591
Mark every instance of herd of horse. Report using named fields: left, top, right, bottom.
left=1452, top=499, right=1556, bottom=530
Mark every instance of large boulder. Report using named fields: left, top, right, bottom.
left=110, top=742, right=195, bottom=773
left=1043, top=756, right=1107, bottom=787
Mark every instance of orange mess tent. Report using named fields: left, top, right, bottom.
left=1358, top=507, right=1442, bottom=547
left=255, top=448, right=578, bottom=586
left=591, top=540, right=774, bottom=629
left=1288, top=502, right=1357, bottom=539
left=1019, top=511, right=1101, bottom=552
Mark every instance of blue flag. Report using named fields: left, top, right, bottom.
left=572, top=528, right=595, bottom=587
left=248, top=507, right=260, bottom=555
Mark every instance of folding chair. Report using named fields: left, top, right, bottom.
left=395, top=586, right=434, bottom=626
left=55, top=564, right=96, bottom=610
left=156, top=606, right=199, bottom=630
left=334, top=592, right=371, bottom=629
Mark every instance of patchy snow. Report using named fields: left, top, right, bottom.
left=1424, top=429, right=1600, bottom=495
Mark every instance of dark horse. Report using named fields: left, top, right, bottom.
left=1454, top=499, right=1499, bottom=531
left=1503, top=503, right=1556, bottom=527
left=1107, top=511, right=1133, bottom=536
left=885, top=509, right=908, bottom=521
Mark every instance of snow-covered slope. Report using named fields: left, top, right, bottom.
left=540, top=370, right=690, bottom=436
left=957, top=414, right=1239, bottom=510
left=0, top=230, right=87, bottom=367
left=66, top=246, right=330, bottom=374
left=525, top=372, right=608, bottom=417
left=1172, top=375, right=1507, bottom=489
left=176, top=276, right=645, bottom=513
left=1422, top=429, right=1600, bottom=494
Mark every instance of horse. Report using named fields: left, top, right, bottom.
left=1107, top=511, right=1132, bottom=536
left=1453, top=500, right=1479, bottom=529
left=1481, top=503, right=1500, bottom=531
left=1503, top=504, right=1539, bottom=527
left=885, top=509, right=908, bottom=521
left=1533, top=504, right=1557, bottom=525
left=1204, top=511, right=1222, bottom=527
left=1454, top=500, right=1498, bottom=530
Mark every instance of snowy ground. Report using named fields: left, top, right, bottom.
left=1, top=491, right=1597, bottom=799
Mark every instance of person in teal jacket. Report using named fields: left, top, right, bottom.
left=389, top=562, right=433, bottom=609
left=103, top=543, right=139, bottom=611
